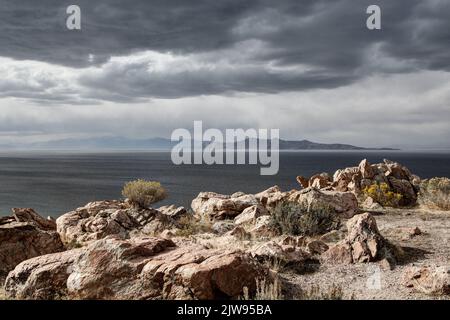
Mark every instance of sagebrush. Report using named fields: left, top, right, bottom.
left=122, top=179, right=167, bottom=208
left=269, top=202, right=340, bottom=236
left=419, top=177, right=450, bottom=210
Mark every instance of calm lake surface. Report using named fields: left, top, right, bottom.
left=1, top=151, right=449, bottom=217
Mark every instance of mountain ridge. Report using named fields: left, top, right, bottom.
left=0, top=137, right=398, bottom=151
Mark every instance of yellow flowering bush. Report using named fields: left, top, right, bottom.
left=363, top=182, right=403, bottom=208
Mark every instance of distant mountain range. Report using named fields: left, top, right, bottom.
left=0, top=137, right=398, bottom=151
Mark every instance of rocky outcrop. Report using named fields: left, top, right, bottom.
left=323, top=213, right=397, bottom=265
left=234, top=205, right=269, bottom=226
left=142, top=245, right=266, bottom=300
left=192, top=185, right=358, bottom=223
left=4, top=249, right=82, bottom=299
left=0, top=208, right=64, bottom=281
left=56, top=200, right=180, bottom=246
left=296, top=159, right=420, bottom=207
left=157, top=205, right=188, bottom=220
left=254, top=186, right=288, bottom=209
left=248, top=241, right=312, bottom=272
left=246, top=216, right=278, bottom=238
left=402, top=266, right=450, bottom=295
left=287, top=187, right=359, bottom=218
left=4, top=236, right=266, bottom=300
left=191, top=192, right=259, bottom=219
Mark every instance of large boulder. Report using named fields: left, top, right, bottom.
left=248, top=241, right=312, bottom=272
left=387, top=176, right=417, bottom=206
left=4, top=236, right=266, bottom=300
left=287, top=187, right=359, bottom=218
left=234, top=205, right=269, bottom=226
left=56, top=200, right=179, bottom=246
left=142, top=245, right=266, bottom=299
left=402, top=266, right=450, bottom=296
left=66, top=237, right=176, bottom=299
left=191, top=192, right=259, bottom=219
left=0, top=208, right=64, bottom=281
left=323, top=213, right=397, bottom=265
left=4, top=249, right=82, bottom=299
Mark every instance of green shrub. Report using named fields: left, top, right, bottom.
left=363, top=182, right=403, bottom=208
left=269, top=202, right=340, bottom=236
left=122, top=179, right=167, bottom=208
left=419, top=177, right=450, bottom=210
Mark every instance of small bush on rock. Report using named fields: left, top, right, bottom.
left=363, top=182, right=403, bottom=208
left=122, top=179, right=167, bottom=208
left=269, top=202, right=340, bottom=236
left=419, top=177, right=450, bottom=210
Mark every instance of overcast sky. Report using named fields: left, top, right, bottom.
left=0, top=0, right=449, bottom=149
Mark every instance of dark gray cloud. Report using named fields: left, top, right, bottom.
left=0, top=0, right=257, bottom=67
left=0, top=0, right=449, bottom=102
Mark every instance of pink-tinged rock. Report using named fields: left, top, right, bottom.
left=4, top=249, right=82, bottom=299
left=402, top=266, right=450, bottom=295
left=234, top=205, right=269, bottom=226
left=287, top=187, right=359, bottom=218
left=5, top=236, right=266, bottom=300
left=254, top=186, right=289, bottom=209
left=56, top=200, right=178, bottom=246
left=191, top=192, right=259, bottom=219
left=0, top=208, right=64, bottom=281
left=358, top=159, right=376, bottom=179
left=322, top=213, right=397, bottom=265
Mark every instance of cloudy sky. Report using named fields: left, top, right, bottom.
left=0, top=0, right=449, bottom=149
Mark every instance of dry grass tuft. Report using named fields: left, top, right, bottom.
left=242, top=277, right=283, bottom=300
left=175, top=215, right=213, bottom=237
left=296, top=283, right=345, bottom=300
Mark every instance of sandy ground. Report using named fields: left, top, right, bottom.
left=281, top=208, right=450, bottom=300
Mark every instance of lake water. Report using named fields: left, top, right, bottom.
left=0, top=151, right=449, bottom=217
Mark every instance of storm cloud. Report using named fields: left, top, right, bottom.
left=0, top=0, right=449, bottom=148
